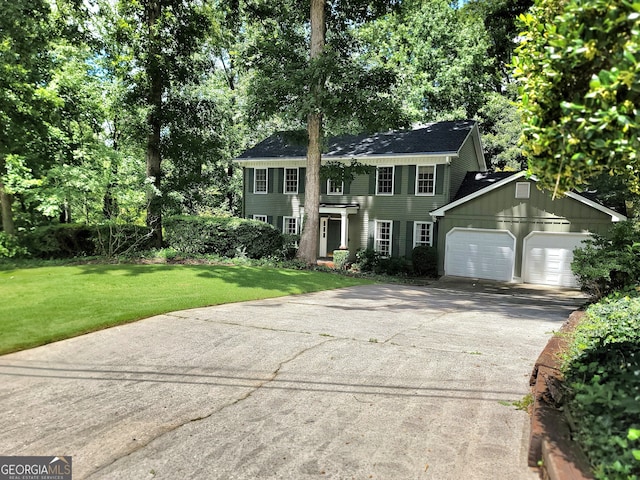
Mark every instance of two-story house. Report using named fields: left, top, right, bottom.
left=235, top=120, right=624, bottom=287
left=236, top=120, right=486, bottom=260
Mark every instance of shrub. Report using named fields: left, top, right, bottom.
left=92, top=224, right=154, bottom=257
left=412, top=245, right=438, bottom=277
left=572, top=221, right=640, bottom=299
left=21, top=223, right=152, bottom=259
left=164, top=216, right=283, bottom=259
left=563, top=295, right=640, bottom=479
left=332, top=249, right=349, bottom=270
left=355, top=248, right=380, bottom=272
left=0, top=233, right=29, bottom=259
left=374, top=256, right=413, bottom=276
left=22, top=224, right=96, bottom=258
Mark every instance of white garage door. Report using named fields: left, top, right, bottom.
left=445, top=228, right=516, bottom=282
left=522, top=232, right=591, bottom=288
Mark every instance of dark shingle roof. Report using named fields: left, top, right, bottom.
left=453, top=171, right=516, bottom=201
left=238, top=120, right=476, bottom=159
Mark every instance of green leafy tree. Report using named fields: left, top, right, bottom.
left=0, top=0, right=54, bottom=234
left=513, top=0, right=640, bottom=196
left=245, top=0, right=407, bottom=263
left=111, top=0, right=219, bottom=246
left=358, top=0, right=493, bottom=122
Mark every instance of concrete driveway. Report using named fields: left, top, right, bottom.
left=0, top=281, right=585, bottom=479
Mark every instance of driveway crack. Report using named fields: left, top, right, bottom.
left=86, top=337, right=336, bottom=479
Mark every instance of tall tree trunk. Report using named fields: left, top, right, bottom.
left=296, top=0, right=325, bottom=264
left=146, top=0, right=163, bottom=248
left=0, top=180, right=16, bottom=235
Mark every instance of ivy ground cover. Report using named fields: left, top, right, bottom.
left=563, top=295, right=640, bottom=479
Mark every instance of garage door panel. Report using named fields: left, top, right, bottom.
left=523, top=233, right=591, bottom=288
left=445, top=229, right=515, bottom=282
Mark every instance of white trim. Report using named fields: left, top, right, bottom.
left=565, top=192, right=626, bottom=222
left=253, top=214, right=267, bottom=222
left=282, top=216, right=299, bottom=235
left=235, top=155, right=453, bottom=168
left=430, top=171, right=527, bottom=217
left=283, top=167, right=299, bottom=194
left=413, top=221, right=434, bottom=247
left=253, top=168, right=268, bottom=194
left=376, top=165, right=395, bottom=196
left=327, top=179, right=344, bottom=195
left=415, top=165, right=436, bottom=196
left=374, top=220, right=393, bottom=257
left=430, top=172, right=626, bottom=222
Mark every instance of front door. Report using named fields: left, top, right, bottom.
left=319, top=217, right=329, bottom=257
left=327, top=218, right=342, bottom=254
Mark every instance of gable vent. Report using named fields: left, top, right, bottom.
left=515, top=182, right=531, bottom=199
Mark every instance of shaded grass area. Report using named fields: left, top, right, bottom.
left=0, top=264, right=372, bottom=355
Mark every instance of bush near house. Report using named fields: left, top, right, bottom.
left=572, top=220, right=640, bottom=299
left=562, top=294, right=640, bottom=479
left=164, top=215, right=284, bottom=259
left=412, top=245, right=438, bottom=277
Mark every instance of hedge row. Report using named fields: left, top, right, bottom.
left=3, top=216, right=286, bottom=260
left=164, top=216, right=283, bottom=259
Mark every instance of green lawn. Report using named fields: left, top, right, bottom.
left=0, top=263, right=372, bottom=355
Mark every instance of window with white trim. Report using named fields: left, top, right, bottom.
left=413, top=221, right=433, bottom=247
left=374, top=220, right=392, bottom=257
left=254, top=168, right=267, bottom=194
left=253, top=215, right=267, bottom=222
left=515, top=182, right=530, bottom=199
left=416, top=165, right=435, bottom=195
left=376, top=166, right=394, bottom=195
left=327, top=179, right=344, bottom=195
left=284, top=168, right=299, bottom=194
left=283, top=216, right=299, bottom=235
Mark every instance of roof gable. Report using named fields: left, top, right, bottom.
left=238, top=120, right=478, bottom=160
left=430, top=171, right=626, bottom=222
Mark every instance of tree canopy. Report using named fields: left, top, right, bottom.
left=513, top=0, right=640, bottom=196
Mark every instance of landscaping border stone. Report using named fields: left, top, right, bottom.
left=528, top=310, right=593, bottom=479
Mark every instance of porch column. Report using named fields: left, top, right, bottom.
left=339, top=211, right=349, bottom=249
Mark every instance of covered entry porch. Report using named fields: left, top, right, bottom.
left=318, top=203, right=359, bottom=258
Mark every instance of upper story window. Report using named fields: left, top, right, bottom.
left=327, top=179, right=344, bottom=195
left=413, top=222, right=433, bottom=247
left=283, top=216, right=299, bottom=235
left=416, top=165, right=435, bottom=195
left=374, top=220, right=392, bottom=257
left=284, top=168, right=299, bottom=194
left=376, top=166, right=394, bottom=195
left=254, top=168, right=267, bottom=194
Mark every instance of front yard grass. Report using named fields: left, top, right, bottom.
left=0, top=263, right=372, bottom=355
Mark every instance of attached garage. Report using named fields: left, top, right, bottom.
left=445, top=228, right=516, bottom=282
left=431, top=171, right=626, bottom=286
left=522, top=232, right=591, bottom=288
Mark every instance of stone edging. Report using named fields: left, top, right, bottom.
left=528, top=310, right=594, bottom=480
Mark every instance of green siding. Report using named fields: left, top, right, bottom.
left=245, top=167, right=448, bottom=256
left=449, top=134, right=483, bottom=201
left=435, top=179, right=616, bottom=276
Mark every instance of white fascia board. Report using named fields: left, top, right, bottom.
left=235, top=153, right=455, bottom=168
left=565, top=192, right=627, bottom=222
left=430, top=171, right=527, bottom=218
left=454, top=123, right=487, bottom=172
